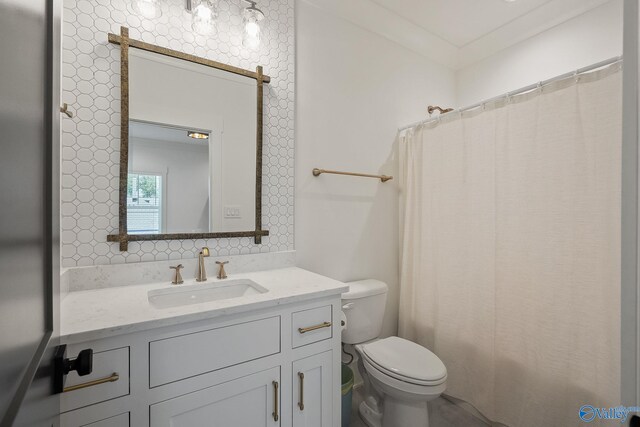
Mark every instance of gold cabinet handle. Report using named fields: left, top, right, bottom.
left=272, top=380, right=279, bottom=422
left=63, top=373, right=119, bottom=393
left=298, top=321, right=332, bottom=334
left=298, top=372, right=305, bottom=410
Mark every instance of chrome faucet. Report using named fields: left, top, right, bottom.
left=216, top=261, right=228, bottom=280
left=196, top=247, right=210, bottom=282
left=170, top=264, right=184, bottom=285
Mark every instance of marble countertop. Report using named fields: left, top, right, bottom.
left=61, top=267, right=348, bottom=344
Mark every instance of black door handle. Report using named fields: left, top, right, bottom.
left=65, top=348, right=93, bottom=376
left=53, top=345, right=93, bottom=394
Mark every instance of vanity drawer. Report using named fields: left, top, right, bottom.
left=292, top=305, right=333, bottom=348
left=83, top=413, right=129, bottom=427
left=149, top=316, right=281, bottom=387
left=61, top=347, right=130, bottom=413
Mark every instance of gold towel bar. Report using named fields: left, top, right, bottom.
left=312, top=168, right=392, bottom=183
left=63, top=373, right=119, bottom=393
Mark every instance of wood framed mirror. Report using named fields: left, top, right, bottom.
left=106, top=27, right=269, bottom=251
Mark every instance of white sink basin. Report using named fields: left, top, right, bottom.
left=148, top=279, right=268, bottom=309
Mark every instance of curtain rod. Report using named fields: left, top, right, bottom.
left=399, top=56, right=623, bottom=132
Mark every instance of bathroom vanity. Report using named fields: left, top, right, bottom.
left=56, top=19, right=345, bottom=427
left=59, top=265, right=347, bottom=427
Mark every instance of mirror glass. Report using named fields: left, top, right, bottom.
left=127, top=48, right=257, bottom=235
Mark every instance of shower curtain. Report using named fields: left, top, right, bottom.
left=399, top=64, right=621, bottom=427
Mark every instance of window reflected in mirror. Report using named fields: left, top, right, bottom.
left=127, top=171, right=163, bottom=234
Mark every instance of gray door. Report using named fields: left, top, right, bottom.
left=0, top=0, right=61, bottom=426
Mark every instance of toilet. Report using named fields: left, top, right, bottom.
left=342, top=280, right=447, bottom=427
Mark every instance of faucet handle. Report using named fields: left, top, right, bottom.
left=170, top=264, right=184, bottom=285
left=215, top=261, right=228, bottom=279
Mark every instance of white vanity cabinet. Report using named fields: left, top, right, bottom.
left=292, top=351, right=334, bottom=427
left=60, top=296, right=342, bottom=427
left=150, top=367, right=281, bottom=426
left=82, top=413, right=130, bottom=427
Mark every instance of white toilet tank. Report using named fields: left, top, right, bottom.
left=342, top=279, right=388, bottom=344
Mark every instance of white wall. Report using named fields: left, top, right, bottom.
left=295, top=0, right=457, bottom=338
left=457, top=0, right=623, bottom=107
left=130, top=138, right=209, bottom=233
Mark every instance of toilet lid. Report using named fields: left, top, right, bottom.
left=361, top=337, right=447, bottom=384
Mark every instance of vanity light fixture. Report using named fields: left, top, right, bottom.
left=188, top=0, right=219, bottom=35
left=242, top=0, right=265, bottom=49
left=187, top=131, right=210, bottom=140
left=130, top=0, right=162, bottom=18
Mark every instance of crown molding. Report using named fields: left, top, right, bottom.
left=299, top=0, right=459, bottom=70
left=299, top=0, right=616, bottom=71
left=458, top=0, right=615, bottom=69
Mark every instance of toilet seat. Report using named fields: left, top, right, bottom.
left=360, top=336, right=447, bottom=386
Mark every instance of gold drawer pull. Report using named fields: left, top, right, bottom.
left=298, top=321, right=332, bottom=334
left=63, top=372, right=119, bottom=393
left=298, top=372, right=305, bottom=410
left=272, top=380, right=279, bottom=421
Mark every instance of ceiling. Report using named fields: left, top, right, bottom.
left=130, top=121, right=210, bottom=146
left=303, top=0, right=614, bottom=69
left=370, top=0, right=553, bottom=48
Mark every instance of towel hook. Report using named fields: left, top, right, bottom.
left=60, top=103, right=74, bottom=118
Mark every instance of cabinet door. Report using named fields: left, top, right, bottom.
left=61, top=412, right=129, bottom=427
left=150, top=367, right=280, bottom=427
left=292, top=351, right=333, bottom=427
left=82, top=413, right=129, bottom=427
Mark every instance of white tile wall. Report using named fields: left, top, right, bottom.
left=61, top=0, right=295, bottom=267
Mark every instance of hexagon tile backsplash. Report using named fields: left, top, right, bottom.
left=61, top=0, right=295, bottom=267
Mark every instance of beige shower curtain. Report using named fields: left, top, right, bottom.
left=399, top=65, right=621, bottom=427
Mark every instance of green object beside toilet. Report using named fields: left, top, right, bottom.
left=341, top=364, right=354, bottom=427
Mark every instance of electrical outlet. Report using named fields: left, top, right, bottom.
left=224, top=206, right=242, bottom=218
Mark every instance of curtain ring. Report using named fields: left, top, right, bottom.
left=574, top=70, right=580, bottom=83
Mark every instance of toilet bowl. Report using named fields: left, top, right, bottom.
left=356, top=336, right=446, bottom=427
left=342, top=280, right=447, bottom=427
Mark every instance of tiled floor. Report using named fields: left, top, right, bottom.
left=349, top=387, right=490, bottom=427
left=428, top=398, right=491, bottom=427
